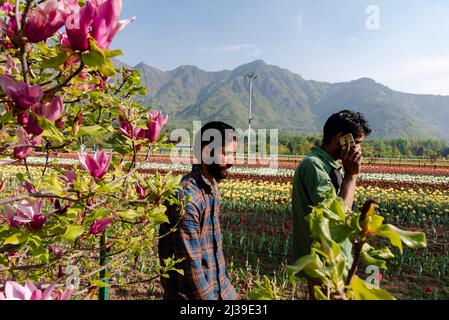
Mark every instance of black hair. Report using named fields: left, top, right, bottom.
left=194, top=121, right=237, bottom=161
left=323, top=110, right=372, bottom=144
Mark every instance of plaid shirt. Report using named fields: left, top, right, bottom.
left=158, top=164, right=237, bottom=300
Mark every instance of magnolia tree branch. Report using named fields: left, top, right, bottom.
left=44, top=62, right=85, bottom=95
left=345, top=240, right=365, bottom=286
left=0, top=192, right=78, bottom=206
left=15, top=0, right=33, bottom=84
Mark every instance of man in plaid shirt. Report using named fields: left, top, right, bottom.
left=158, top=121, right=238, bottom=300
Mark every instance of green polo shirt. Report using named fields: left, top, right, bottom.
left=291, top=147, right=342, bottom=262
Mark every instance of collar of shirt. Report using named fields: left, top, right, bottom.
left=310, top=147, right=342, bottom=170
left=191, top=164, right=219, bottom=196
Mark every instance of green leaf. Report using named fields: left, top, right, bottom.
left=41, top=50, right=68, bottom=69
left=90, top=280, right=110, bottom=288
left=148, top=206, right=169, bottom=225
left=329, top=224, right=353, bottom=243
left=104, top=49, right=124, bottom=58
left=369, top=246, right=395, bottom=260
left=78, top=125, right=108, bottom=137
left=83, top=209, right=111, bottom=224
left=36, top=116, right=65, bottom=143
left=349, top=275, right=395, bottom=300
left=361, top=250, right=387, bottom=270
left=82, top=39, right=107, bottom=68
left=117, top=210, right=140, bottom=222
left=377, top=224, right=427, bottom=253
left=329, top=198, right=347, bottom=221
left=99, top=58, right=116, bottom=77
left=81, top=38, right=116, bottom=77
left=0, top=110, right=13, bottom=123
left=370, top=214, right=384, bottom=231
left=3, top=233, right=28, bottom=246
left=376, top=227, right=403, bottom=253
left=63, top=225, right=84, bottom=243
left=314, top=286, right=330, bottom=300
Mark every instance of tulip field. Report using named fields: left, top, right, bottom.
left=1, top=154, right=448, bottom=300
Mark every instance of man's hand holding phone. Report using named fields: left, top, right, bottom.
left=340, top=133, right=362, bottom=177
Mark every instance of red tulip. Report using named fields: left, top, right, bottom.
left=90, top=217, right=113, bottom=235
left=146, top=111, right=168, bottom=142
left=0, top=75, right=43, bottom=110
left=425, top=287, right=433, bottom=293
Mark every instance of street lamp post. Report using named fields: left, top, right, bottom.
left=244, top=73, right=258, bottom=160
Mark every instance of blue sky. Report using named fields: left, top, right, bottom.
left=113, top=0, right=449, bottom=95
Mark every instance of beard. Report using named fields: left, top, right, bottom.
left=207, top=163, right=232, bottom=182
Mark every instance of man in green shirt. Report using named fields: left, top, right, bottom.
left=291, top=110, right=372, bottom=298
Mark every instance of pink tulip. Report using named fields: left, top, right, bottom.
left=0, top=75, right=43, bottom=110
left=64, top=1, right=97, bottom=51
left=13, top=127, right=42, bottom=159
left=78, top=150, right=112, bottom=179
left=90, top=216, right=113, bottom=234
left=0, top=281, right=73, bottom=300
left=24, top=0, right=67, bottom=43
left=146, top=111, right=168, bottom=142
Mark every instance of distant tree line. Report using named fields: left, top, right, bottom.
left=278, top=133, right=449, bottom=159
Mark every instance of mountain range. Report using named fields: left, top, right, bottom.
left=113, top=59, right=449, bottom=141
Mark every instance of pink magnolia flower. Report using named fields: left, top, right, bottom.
left=63, top=0, right=134, bottom=51
left=4, top=199, right=46, bottom=230
left=136, top=181, right=147, bottom=199
left=146, top=111, right=168, bottom=142
left=37, top=96, right=64, bottom=121
left=78, top=150, right=112, bottom=179
left=91, top=0, right=136, bottom=49
left=90, top=216, right=113, bottom=234
left=116, top=117, right=148, bottom=140
left=0, top=75, right=43, bottom=110
left=60, top=169, right=77, bottom=184
left=0, top=281, right=73, bottom=300
left=13, top=127, right=42, bottom=159
left=64, top=1, right=97, bottom=51
left=0, top=54, right=18, bottom=75
left=24, top=0, right=68, bottom=43
left=23, top=181, right=36, bottom=194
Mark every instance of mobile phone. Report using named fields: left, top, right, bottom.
left=339, top=133, right=356, bottom=152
